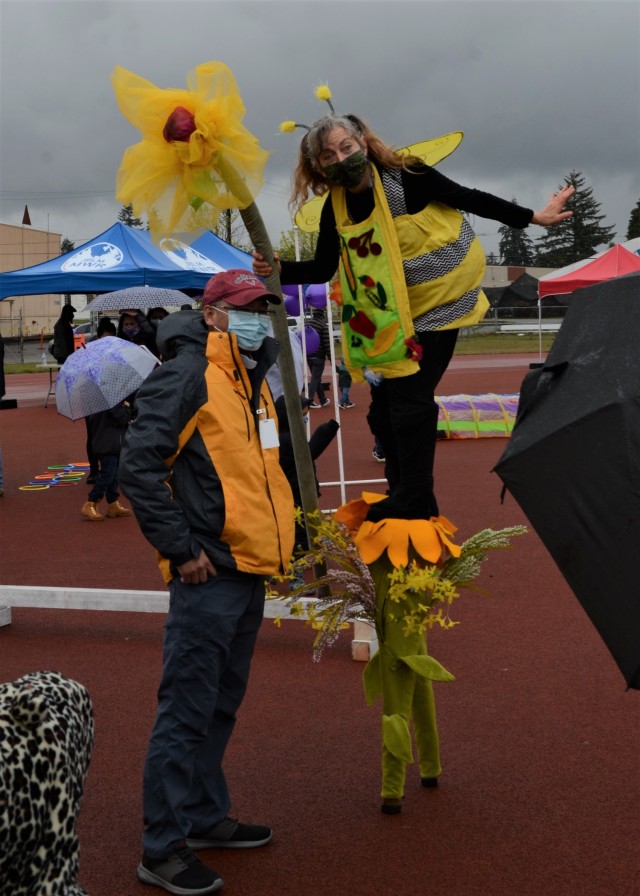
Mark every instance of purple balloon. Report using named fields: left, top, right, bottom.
left=305, top=284, right=327, bottom=308
left=282, top=284, right=300, bottom=299
left=296, top=326, right=320, bottom=355
left=284, top=294, right=301, bottom=316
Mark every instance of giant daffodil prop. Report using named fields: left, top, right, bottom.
left=112, top=62, right=267, bottom=238
left=271, top=494, right=526, bottom=809
left=111, top=62, right=322, bottom=553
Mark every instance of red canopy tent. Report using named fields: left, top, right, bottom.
left=538, top=244, right=640, bottom=298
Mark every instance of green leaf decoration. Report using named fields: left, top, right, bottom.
left=341, top=304, right=356, bottom=323
left=399, top=654, right=455, bottom=682
left=363, top=651, right=382, bottom=706
left=382, top=713, right=413, bottom=764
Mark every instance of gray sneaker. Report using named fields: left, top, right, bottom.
left=187, top=816, right=272, bottom=850
left=137, top=844, right=222, bottom=894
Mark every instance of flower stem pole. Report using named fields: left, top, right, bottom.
left=216, top=157, right=325, bottom=561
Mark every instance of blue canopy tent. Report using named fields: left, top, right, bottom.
left=0, top=223, right=252, bottom=300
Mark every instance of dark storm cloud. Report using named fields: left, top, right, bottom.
left=1, top=0, right=638, bottom=255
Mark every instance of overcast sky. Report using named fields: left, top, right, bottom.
left=1, top=0, right=638, bottom=262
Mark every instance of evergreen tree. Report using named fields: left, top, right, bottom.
left=498, top=199, right=535, bottom=264
left=626, top=198, right=640, bottom=240
left=118, top=203, right=144, bottom=229
left=534, top=170, right=616, bottom=267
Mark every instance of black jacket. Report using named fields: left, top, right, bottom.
left=275, top=395, right=339, bottom=503
left=52, top=306, right=76, bottom=363
left=86, top=403, right=131, bottom=456
left=281, top=162, right=533, bottom=286
left=118, top=311, right=294, bottom=581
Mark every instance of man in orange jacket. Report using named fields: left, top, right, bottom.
left=119, top=271, right=294, bottom=896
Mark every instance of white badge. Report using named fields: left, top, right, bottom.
left=259, top=417, right=279, bottom=449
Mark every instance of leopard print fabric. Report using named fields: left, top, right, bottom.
left=0, top=671, right=94, bottom=895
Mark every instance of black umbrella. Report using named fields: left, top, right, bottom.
left=495, top=271, right=640, bottom=689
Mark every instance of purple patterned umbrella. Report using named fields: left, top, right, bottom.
left=55, top=337, right=158, bottom=420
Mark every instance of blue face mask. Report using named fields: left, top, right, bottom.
left=226, top=309, right=271, bottom=350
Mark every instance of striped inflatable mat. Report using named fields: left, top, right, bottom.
left=436, top=393, right=519, bottom=439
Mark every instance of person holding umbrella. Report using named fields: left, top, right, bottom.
left=254, top=98, right=574, bottom=522
left=81, top=319, right=133, bottom=522
left=117, top=309, right=160, bottom=357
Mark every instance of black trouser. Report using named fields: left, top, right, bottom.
left=85, top=418, right=99, bottom=476
left=307, top=354, right=327, bottom=404
left=366, top=329, right=459, bottom=519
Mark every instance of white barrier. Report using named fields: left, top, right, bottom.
left=499, top=322, right=560, bottom=332
left=0, top=586, right=378, bottom=661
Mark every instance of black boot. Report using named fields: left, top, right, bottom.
left=366, top=483, right=438, bottom=522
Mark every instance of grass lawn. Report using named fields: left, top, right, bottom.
left=455, top=331, right=556, bottom=354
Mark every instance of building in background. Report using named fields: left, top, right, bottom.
left=0, top=222, right=64, bottom=338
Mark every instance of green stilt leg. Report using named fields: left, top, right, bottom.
left=365, top=555, right=452, bottom=800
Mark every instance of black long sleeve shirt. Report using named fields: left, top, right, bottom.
left=281, top=163, right=533, bottom=285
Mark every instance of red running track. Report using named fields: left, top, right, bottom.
left=1, top=356, right=638, bottom=896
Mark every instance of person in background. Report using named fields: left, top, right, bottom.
left=86, top=318, right=118, bottom=483
left=81, top=398, right=132, bottom=522
left=336, top=357, right=354, bottom=409
left=372, top=436, right=386, bottom=464
left=118, top=270, right=294, bottom=896
left=147, top=307, right=169, bottom=326
left=274, top=393, right=339, bottom=552
left=52, top=303, right=77, bottom=365
left=307, top=307, right=331, bottom=408
left=254, top=111, right=573, bottom=521
left=117, top=309, right=159, bottom=356
left=264, top=321, right=305, bottom=402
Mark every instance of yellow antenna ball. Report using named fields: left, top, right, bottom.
left=279, top=121, right=298, bottom=133
left=314, top=83, right=335, bottom=114
left=314, top=84, right=332, bottom=102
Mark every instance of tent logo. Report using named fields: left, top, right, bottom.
left=160, top=238, right=224, bottom=274
left=61, top=242, right=123, bottom=272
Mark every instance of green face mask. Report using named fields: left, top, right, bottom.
left=322, top=150, right=368, bottom=189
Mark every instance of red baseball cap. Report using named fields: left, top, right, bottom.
left=202, top=270, right=281, bottom=308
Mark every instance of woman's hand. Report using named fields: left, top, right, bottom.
left=252, top=250, right=281, bottom=278
left=531, top=184, right=575, bottom=226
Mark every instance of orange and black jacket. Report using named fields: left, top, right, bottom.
left=119, top=311, right=294, bottom=583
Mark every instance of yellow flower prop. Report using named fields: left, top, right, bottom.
left=333, top=491, right=385, bottom=535
left=111, top=61, right=269, bottom=240
left=269, top=503, right=526, bottom=657
left=334, top=491, right=460, bottom=567
left=355, top=517, right=461, bottom=568
left=268, top=498, right=526, bottom=805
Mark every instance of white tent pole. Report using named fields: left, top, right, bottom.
left=538, top=297, right=543, bottom=363
left=324, top=288, right=347, bottom=506
left=293, top=227, right=310, bottom=438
